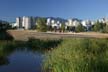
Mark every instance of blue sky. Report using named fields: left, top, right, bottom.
left=0, top=0, right=108, bottom=22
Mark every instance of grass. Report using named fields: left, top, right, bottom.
left=43, top=38, right=108, bottom=72
left=27, top=38, right=62, bottom=50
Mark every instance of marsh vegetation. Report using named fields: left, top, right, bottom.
left=44, top=38, right=108, bottom=72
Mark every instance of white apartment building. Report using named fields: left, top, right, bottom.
left=104, top=18, right=108, bottom=25
left=73, top=20, right=80, bottom=27
left=16, top=17, right=19, bottom=27
left=56, top=21, right=61, bottom=29
left=67, top=19, right=80, bottom=27
left=22, top=16, right=31, bottom=29
left=16, top=16, right=36, bottom=29
left=46, top=18, right=63, bottom=30
left=46, top=18, right=51, bottom=26
left=51, top=20, right=61, bottom=29
left=68, top=19, right=73, bottom=26
left=22, top=16, right=25, bottom=27
left=11, top=22, right=17, bottom=28
left=81, top=20, right=91, bottom=27
left=16, top=17, right=22, bottom=28
left=98, top=18, right=106, bottom=23
left=51, top=20, right=55, bottom=24
left=91, top=21, right=95, bottom=25
left=65, top=22, right=69, bottom=29
left=81, top=20, right=92, bottom=31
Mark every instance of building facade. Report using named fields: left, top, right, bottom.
left=16, top=16, right=36, bottom=29
left=22, top=16, right=31, bottom=29
left=16, top=17, right=22, bottom=28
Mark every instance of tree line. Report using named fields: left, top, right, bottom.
left=1, top=18, right=108, bottom=33
left=36, top=18, right=108, bottom=33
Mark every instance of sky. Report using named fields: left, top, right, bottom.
left=0, top=0, right=108, bottom=22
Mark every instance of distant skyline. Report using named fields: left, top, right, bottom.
left=0, top=0, right=108, bottom=22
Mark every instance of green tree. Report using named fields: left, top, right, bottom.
left=37, top=17, right=47, bottom=32
left=47, top=25, right=53, bottom=31
left=61, top=23, right=65, bottom=32
left=102, top=24, right=108, bottom=33
left=0, top=21, right=10, bottom=31
left=75, top=24, right=85, bottom=32
left=92, top=21, right=104, bottom=32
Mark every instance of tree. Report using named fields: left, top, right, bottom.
left=0, top=21, right=11, bottom=31
left=0, top=21, right=13, bottom=40
left=61, top=23, right=65, bottom=32
left=92, top=21, right=104, bottom=32
left=75, top=24, right=85, bottom=32
left=102, top=24, right=108, bottom=33
left=36, top=18, right=47, bottom=32
left=47, top=25, right=53, bottom=31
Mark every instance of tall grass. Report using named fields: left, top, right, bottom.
left=27, top=38, right=62, bottom=50
left=43, top=38, right=108, bottom=72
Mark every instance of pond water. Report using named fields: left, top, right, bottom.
left=0, top=48, right=44, bottom=72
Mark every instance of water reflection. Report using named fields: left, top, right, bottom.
left=0, top=47, right=44, bottom=72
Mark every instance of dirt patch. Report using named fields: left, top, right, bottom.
left=7, top=30, right=108, bottom=41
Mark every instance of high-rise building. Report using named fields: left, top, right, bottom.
left=67, top=19, right=80, bottom=27
left=68, top=19, right=73, bottom=26
left=16, top=17, right=22, bottom=28
left=22, top=16, right=31, bottom=29
left=16, top=16, right=37, bottom=29
left=47, top=18, right=51, bottom=26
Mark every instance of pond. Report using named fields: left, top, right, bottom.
left=0, top=39, right=61, bottom=72
left=0, top=48, right=44, bottom=72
